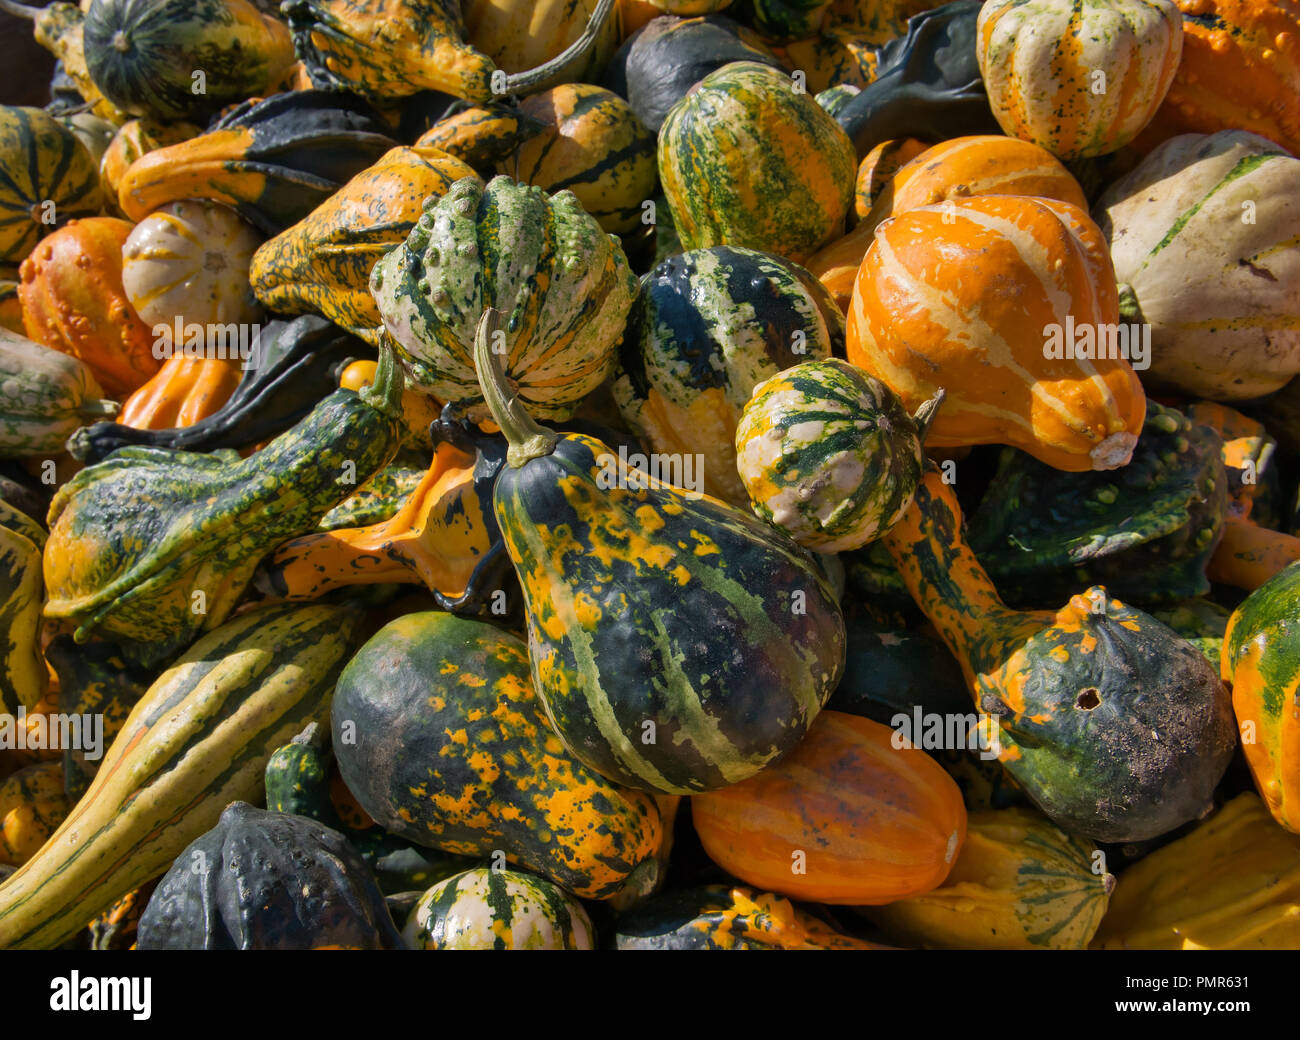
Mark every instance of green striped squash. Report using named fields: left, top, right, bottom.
left=0, top=602, right=360, bottom=950
left=403, top=868, right=595, bottom=950
left=0, top=329, right=118, bottom=458
left=612, top=245, right=844, bottom=507
left=657, top=60, right=856, bottom=263
left=734, top=358, right=934, bottom=552
left=499, top=84, right=657, bottom=235
left=0, top=107, right=104, bottom=265
left=369, top=175, right=637, bottom=423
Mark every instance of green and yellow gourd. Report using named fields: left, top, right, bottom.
left=0, top=602, right=361, bottom=950
left=41, top=345, right=405, bottom=663
left=415, top=104, right=547, bottom=175
left=881, top=467, right=1238, bottom=842
left=0, top=762, right=71, bottom=868
left=0, top=329, right=118, bottom=458
left=0, top=500, right=47, bottom=718
left=404, top=868, right=596, bottom=950
left=332, top=611, right=663, bottom=899
left=370, top=175, right=636, bottom=423
left=473, top=308, right=846, bottom=795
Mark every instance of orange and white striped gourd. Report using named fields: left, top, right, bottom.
left=845, top=193, right=1145, bottom=472
left=976, top=0, right=1184, bottom=159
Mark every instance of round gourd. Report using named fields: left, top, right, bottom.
left=735, top=358, right=934, bottom=551
left=658, top=60, right=856, bottom=262
left=612, top=245, right=843, bottom=506
left=403, top=868, right=595, bottom=950
left=846, top=193, right=1145, bottom=472
left=0, top=106, right=104, bottom=265
left=691, top=710, right=967, bottom=904
left=1095, top=130, right=1300, bottom=400
left=0, top=762, right=70, bottom=868
left=976, top=0, right=1183, bottom=159
left=17, top=216, right=160, bottom=398
left=121, top=200, right=264, bottom=329
left=498, top=84, right=656, bottom=235
left=370, top=175, right=637, bottom=422
left=853, top=137, right=927, bottom=222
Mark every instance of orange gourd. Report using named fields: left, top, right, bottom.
left=117, top=355, right=244, bottom=430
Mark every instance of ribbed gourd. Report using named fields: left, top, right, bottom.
left=0, top=329, right=118, bottom=457
left=370, top=175, right=636, bottom=422
left=474, top=308, right=846, bottom=795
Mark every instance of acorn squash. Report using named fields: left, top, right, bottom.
left=474, top=308, right=846, bottom=794
left=0, top=329, right=118, bottom=457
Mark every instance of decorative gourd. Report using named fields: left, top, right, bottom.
left=0, top=267, right=22, bottom=335
left=414, top=104, right=547, bottom=176
left=116, top=353, right=243, bottom=430
left=0, top=500, right=46, bottom=717
left=59, top=113, right=118, bottom=170
left=69, top=316, right=369, bottom=463
left=87, top=884, right=155, bottom=950
left=137, top=801, right=402, bottom=949
left=810, top=134, right=1088, bottom=312
left=1137, top=0, right=1300, bottom=156
left=0, top=105, right=104, bottom=265
left=82, top=0, right=295, bottom=121
left=260, top=415, right=508, bottom=612
left=403, top=868, right=595, bottom=950
left=648, top=0, right=734, bottom=11
left=658, top=60, right=856, bottom=262
left=815, top=82, right=863, bottom=120
left=0, top=329, right=118, bottom=457
left=334, top=359, right=443, bottom=452
left=120, top=200, right=262, bottom=330
left=43, top=345, right=403, bottom=662
left=612, top=245, right=843, bottom=506
left=0, top=602, right=360, bottom=950
left=18, top=216, right=160, bottom=399
left=370, top=175, right=636, bottom=422
left=498, top=85, right=656, bottom=235
left=250, top=147, right=477, bottom=346
left=1207, top=519, right=1300, bottom=592
left=734, top=359, right=938, bottom=551
left=1092, top=792, right=1300, bottom=949
left=735, top=0, right=830, bottom=40
left=464, top=0, right=623, bottom=91
left=284, top=0, right=616, bottom=102
left=853, top=136, right=926, bottom=222
left=98, top=117, right=199, bottom=212
left=615, top=885, right=882, bottom=949
left=692, top=710, right=966, bottom=903
left=474, top=309, right=846, bottom=794
left=116, top=91, right=399, bottom=234
left=881, top=467, right=1238, bottom=842
left=0, top=762, right=70, bottom=868
left=1222, top=561, right=1300, bottom=833
left=846, top=194, right=1145, bottom=472
left=1095, top=130, right=1300, bottom=400
left=770, top=27, right=880, bottom=94
left=976, top=0, right=1183, bottom=159
left=604, top=14, right=788, bottom=134
left=867, top=808, right=1114, bottom=949
left=331, top=611, right=664, bottom=899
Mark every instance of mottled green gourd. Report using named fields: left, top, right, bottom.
left=0, top=501, right=47, bottom=716
left=370, top=175, right=636, bottom=422
left=474, top=308, right=846, bottom=795
left=41, top=346, right=405, bottom=664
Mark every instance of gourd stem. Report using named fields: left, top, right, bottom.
left=359, top=338, right=403, bottom=418
left=503, top=0, right=615, bottom=94
left=79, top=399, right=121, bottom=419
left=912, top=388, right=945, bottom=445
left=1116, top=283, right=1143, bottom=324
left=0, top=0, right=42, bottom=21
left=472, top=308, right=557, bottom=468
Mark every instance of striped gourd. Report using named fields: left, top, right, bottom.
left=370, top=175, right=636, bottom=422
left=0, top=106, right=104, bottom=265
left=1222, top=561, right=1300, bottom=833
left=847, top=193, right=1146, bottom=473
left=976, top=0, right=1183, bottom=159
left=403, top=868, right=595, bottom=950
left=0, top=602, right=360, bottom=950
left=734, top=358, right=937, bottom=552
left=612, top=245, right=844, bottom=507
left=658, top=61, right=857, bottom=263
left=868, top=808, right=1115, bottom=949
left=499, top=84, right=656, bottom=235
left=0, top=500, right=47, bottom=717
left=1095, top=130, right=1300, bottom=400
left=415, top=104, right=546, bottom=173
left=474, top=309, right=846, bottom=795
left=0, top=329, right=118, bottom=458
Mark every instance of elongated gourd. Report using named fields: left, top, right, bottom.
left=0, top=502, right=46, bottom=717
left=0, top=602, right=361, bottom=950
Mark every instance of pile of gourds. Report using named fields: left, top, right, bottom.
left=0, top=0, right=1298, bottom=950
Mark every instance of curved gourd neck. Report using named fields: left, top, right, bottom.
left=883, top=468, right=1049, bottom=685
left=502, top=0, right=615, bottom=94
left=359, top=339, right=404, bottom=418
left=472, top=308, right=557, bottom=468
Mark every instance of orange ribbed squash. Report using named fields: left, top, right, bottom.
left=690, top=710, right=966, bottom=905
left=117, top=354, right=244, bottom=430
left=17, top=217, right=160, bottom=399
left=853, top=137, right=928, bottom=223
left=810, top=135, right=1088, bottom=314
left=976, top=0, right=1184, bottom=159
left=845, top=193, right=1145, bottom=472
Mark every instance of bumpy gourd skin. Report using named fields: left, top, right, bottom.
left=42, top=349, right=405, bottom=663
